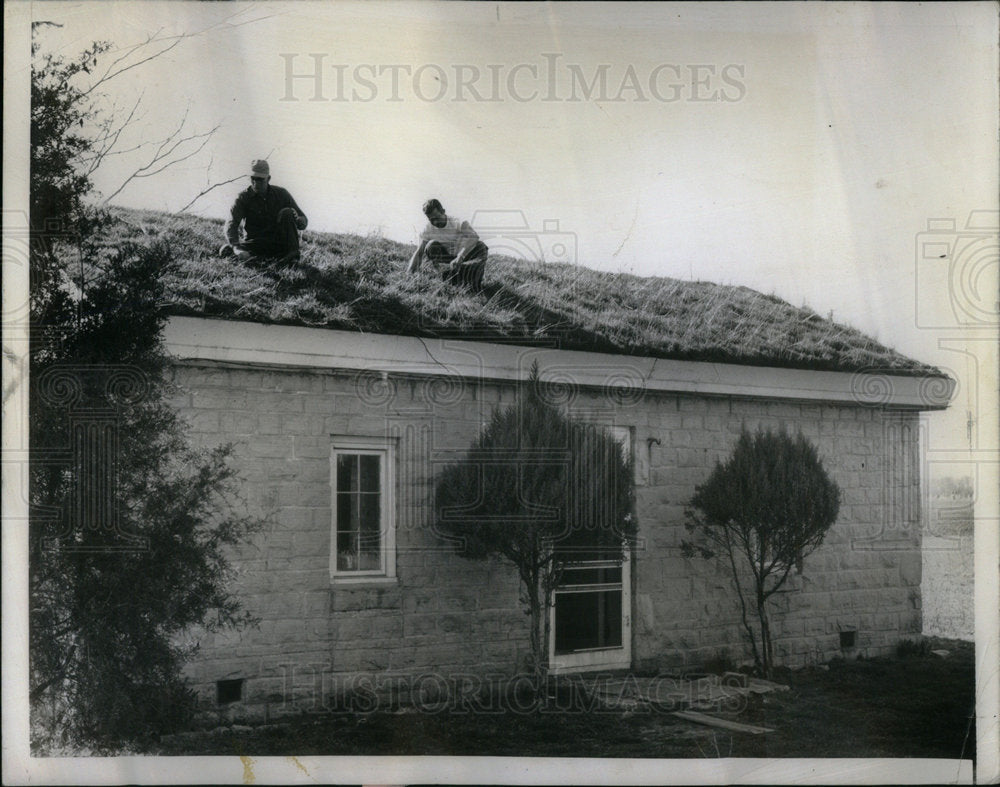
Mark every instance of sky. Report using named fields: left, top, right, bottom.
left=14, top=0, right=1000, bottom=460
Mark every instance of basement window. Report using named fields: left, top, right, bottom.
left=216, top=678, right=244, bottom=705
left=839, top=630, right=857, bottom=649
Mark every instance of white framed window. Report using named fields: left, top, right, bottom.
left=549, top=423, right=634, bottom=674
left=330, top=436, right=396, bottom=584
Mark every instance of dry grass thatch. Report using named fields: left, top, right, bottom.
left=85, top=207, right=941, bottom=376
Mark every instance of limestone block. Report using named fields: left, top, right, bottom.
left=676, top=448, right=708, bottom=468
left=324, top=415, right=352, bottom=433
left=872, top=612, right=900, bottom=632
left=402, top=591, right=476, bottom=615
left=175, top=367, right=222, bottom=388
left=678, top=397, right=709, bottom=412
left=302, top=395, right=338, bottom=414
left=331, top=586, right=402, bottom=612
left=898, top=551, right=921, bottom=586
left=321, top=375, right=349, bottom=394
left=352, top=613, right=398, bottom=640
left=277, top=413, right=324, bottom=434
left=193, top=389, right=248, bottom=410
left=402, top=613, right=438, bottom=638
left=252, top=392, right=304, bottom=412
left=835, top=420, right=865, bottom=437
left=291, top=533, right=326, bottom=561
left=439, top=613, right=470, bottom=635
left=182, top=410, right=221, bottom=433
left=248, top=436, right=295, bottom=458
left=334, top=615, right=373, bottom=640
left=349, top=415, right=398, bottom=435
left=291, top=437, right=330, bottom=459
left=301, top=590, right=331, bottom=617
left=258, top=371, right=324, bottom=394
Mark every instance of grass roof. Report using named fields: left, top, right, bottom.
left=95, top=207, right=941, bottom=377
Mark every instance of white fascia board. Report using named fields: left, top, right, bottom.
left=163, top=316, right=954, bottom=411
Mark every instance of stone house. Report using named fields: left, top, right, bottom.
left=163, top=310, right=952, bottom=718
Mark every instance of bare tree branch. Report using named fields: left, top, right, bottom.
left=83, top=31, right=183, bottom=96
left=179, top=174, right=244, bottom=213
left=37, top=22, right=286, bottom=216
left=100, top=97, right=220, bottom=204
left=82, top=93, right=145, bottom=176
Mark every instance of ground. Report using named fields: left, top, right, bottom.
left=152, top=637, right=974, bottom=760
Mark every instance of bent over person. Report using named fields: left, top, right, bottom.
left=406, top=198, right=488, bottom=290
left=220, top=159, right=307, bottom=265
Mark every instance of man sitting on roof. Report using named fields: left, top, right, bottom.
left=219, top=159, right=308, bottom=266
left=406, top=198, right=488, bottom=290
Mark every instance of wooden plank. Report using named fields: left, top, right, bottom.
left=672, top=710, right=774, bottom=735
left=745, top=677, right=790, bottom=694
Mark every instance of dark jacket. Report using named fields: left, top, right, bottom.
left=225, top=184, right=308, bottom=245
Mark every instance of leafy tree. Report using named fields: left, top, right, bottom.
left=29, top=238, right=263, bottom=752
left=28, top=28, right=260, bottom=752
left=30, top=27, right=103, bottom=244
left=433, top=365, right=636, bottom=682
left=683, top=427, right=840, bottom=679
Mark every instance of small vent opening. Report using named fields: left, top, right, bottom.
left=839, top=630, right=857, bottom=649
left=217, top=678, right=244, bottom=705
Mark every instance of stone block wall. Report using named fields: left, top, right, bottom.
left=629, top=395, right=923, bottom=672
left=171, top=361, right=922, bottom=719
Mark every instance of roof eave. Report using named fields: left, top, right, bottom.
left=163, top=315, right=955, bottom=411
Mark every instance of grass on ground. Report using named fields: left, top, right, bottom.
left=151, top=637, right=974, bottom=759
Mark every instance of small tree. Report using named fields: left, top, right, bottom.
left=683, top=427, right=840, bottom=679
left=433, top=366, right=636, bottom=683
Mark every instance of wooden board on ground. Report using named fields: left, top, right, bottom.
left=745, top=676, right=790, bottom=693
left=672, top=710, right=774, bottom=734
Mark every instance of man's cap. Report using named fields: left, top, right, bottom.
left=422, top=198, right=443, bottom=215
left=251, top=159, right=270, bottom=178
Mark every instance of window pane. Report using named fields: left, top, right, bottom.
left=337, top=489, right=359, bottom=571
left=337, top=492, right=358, bottom=531
left=359, top=495, right=382, bottom=570
left=554, top=589, right=623, bottom=654
left=360, top=494, right=380, bottom=536
left=360, top=454, right=380, bottom=493
left=558, top=565, right=622, bottom=587
left=337, top=454, right=358, bottom=493
left=358, top=531, right=381, bottom=570
left=336, top=529, right=358, bottom=570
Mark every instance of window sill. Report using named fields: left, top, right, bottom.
left=330, top=575, right=398, bottom=588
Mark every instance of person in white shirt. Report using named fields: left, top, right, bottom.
left=406, top=198, right=489, bottom=290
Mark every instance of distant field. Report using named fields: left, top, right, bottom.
left=922, top=492, right=974, bottom=641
